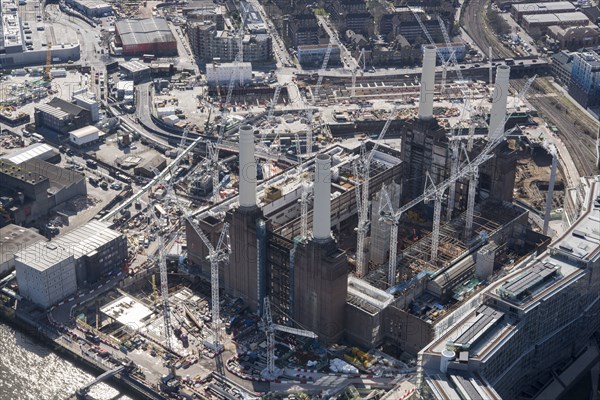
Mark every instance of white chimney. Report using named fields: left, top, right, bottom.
left=238, top=125, right=257, bottom=209
left=313, top=154, right=332, bottom=242
left=488, top=65, right=511, bottom=140
left=418, top=45, right=437, bottom=121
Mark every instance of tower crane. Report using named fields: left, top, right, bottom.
left=305, top=40, right=334, bottom=158
left=259, top=84, right=284, bottom=179
left=45, top=41, right=52, bottom=81
left=379, top=76, right=536, bottom=284
left=186, top=217, right=230, bottom=351
left=261, top=297, right=317, bottom=380
left=267, top=84, right=282, bottom=122
left=148, top=199, right=174, bottom=351
left=351, top=48, right=366, bottom=98
left=299, top=181, right=311, bottom=240
left=408, top=8, right=451, bottom=92
left=209, top=9, right=248, bottom=203
left=436, top=16, right=462, bottom=93
left=353, top=107, right=399, bottom=277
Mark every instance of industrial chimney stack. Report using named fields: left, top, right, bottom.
left=418, top=45, right=437, bottom=121
left=238, top=125, right=257, bottom=209
left=488, top=65, right=511, bottom=140
left=313, top=154, right=332, bottom=242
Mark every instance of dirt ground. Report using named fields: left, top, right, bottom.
left=514, top=148, right=565, bottom=212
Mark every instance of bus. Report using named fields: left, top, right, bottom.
left=31, top=133, right=44, bottom=143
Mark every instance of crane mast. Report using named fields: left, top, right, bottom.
left=351, top=48, right=365, bottom=98
left=186, top=218, right=230, bottom=350
left=378, top=76, right=536, bottom=276
left=262, top=297, right=317, bottom=380
left=211, top=9, right=247, bottom=203
left=306, top=40, right=334, bottom=158
left=149, top=203, right=173, bottom=351
left=353, top=108, right=397, bottom=277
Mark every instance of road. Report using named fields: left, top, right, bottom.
left=247, top=0, right=294, bottom=68
left=315, top=14, right=354, bottom=71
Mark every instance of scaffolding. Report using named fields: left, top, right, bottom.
left=365, top=201, right=526, bottom=290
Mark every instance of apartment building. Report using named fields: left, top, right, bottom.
left=418, top=178, right=600, bottom=400
left=568, top=49, right=600, bottom=108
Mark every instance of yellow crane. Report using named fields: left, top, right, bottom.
left=44, top=41, right=52, bottom=81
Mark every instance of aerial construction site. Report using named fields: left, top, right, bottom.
left=1, top=0, right=600, bottom=399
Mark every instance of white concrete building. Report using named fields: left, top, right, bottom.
left=69, top=125, right=100, bottom=146
left=205, top=61, right=252, bottom=86
left=15, top=247, right=77, bottom=309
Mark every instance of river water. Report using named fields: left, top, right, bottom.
left=0, top=323, right=133, bottom=400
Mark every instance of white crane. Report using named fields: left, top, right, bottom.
left=299, top=181, right=311, bottom=240
left=305, top=40, right=334, bottom=158
left=378, top=76, right=536, bottom=284
left=436, top=16, right=461, bottom=93
left=409, top=8, right=451, bottom=91
left=261, top=296, right=317, bottom=380
left=209, top=9, right=248, bottom=203
left=267, top=84, right=282, bottom=122
left=351, top=48, right=366, bottom=98
left=186, top=217, right=230, bottom=351
left=259, top=84, right=284, bottom=179
left=353, top=107, right=398, bottom=277
left=148, top=199, right=174, bottom=351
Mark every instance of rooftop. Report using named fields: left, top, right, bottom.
left=115, top=18, right=176, bottom=46
left=0, top=224, right=45, bottom=267
left=1, top=143, right=57, bottom=165
left=15, top=221, right=122, bottom=272
left=523, top=11, right=590, bottom=24
left=120, top=60, right=151, bottom=73
left=47, top=98, right=89, bottom=117
left=422, top=179, right=600, bottom=360
left=35, top=104, right=70, bottom=120
left=512, top=1, right=576, bottom=13
left=0, top=159, right=48, bottom=185
left=69, top=125, right=100, bottom=138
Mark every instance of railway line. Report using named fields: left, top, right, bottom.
left=461, top=0, right=599, bottom=176
left=513, top=78, right=599, bottom=177
left=461, top=0, right=515, bottom=59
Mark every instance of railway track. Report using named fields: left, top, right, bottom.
left=461, top=0, right=515, bottom=59
left=461, top=0, right=599, bottom=176
left=513, top=78, right=598, bottom=177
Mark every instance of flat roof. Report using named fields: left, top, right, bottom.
left=0, top=224, right=45, bottom=266
left=0, top=159, right=47, bottom=185
left=15, top=221, right=122, bottom=272
left=101, top=294, right=153, bottom=327
left=450, top=305, right=505, bottom=349
left=69, top=0, right=111, bottom=10
left=512, top=1, right=576, bottom=13
left=1, top=143, right=57, bottom=165
left=523, top=11, right=589, bottom=24
left=551, top=179, right=600, bottom=263
left=497, top=261, right=560, bottom=303
left=35, top=103, right=70, bottom=120
left=120, top=60, right=151, bottom=73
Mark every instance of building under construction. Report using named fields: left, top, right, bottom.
left=186, top=46, right=548, bottom=353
